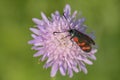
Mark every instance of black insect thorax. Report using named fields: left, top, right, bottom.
left=68, top=29, right=79, bottom=37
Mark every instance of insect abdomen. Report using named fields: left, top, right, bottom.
left=73, top=37, right=92, bottom=52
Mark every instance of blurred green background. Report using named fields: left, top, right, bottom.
left=0, top=0, right=120, bottom=80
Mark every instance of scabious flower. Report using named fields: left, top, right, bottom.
left=28, top=4, right=97, bottom=78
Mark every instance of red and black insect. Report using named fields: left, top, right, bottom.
left=68, top=29, right=95, bottom=52
left=53, top=13, right=95, bottom=52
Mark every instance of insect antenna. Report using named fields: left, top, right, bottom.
left=62, top=12, right=71, bottom=30
left=53, top=12, right=71, bottom=35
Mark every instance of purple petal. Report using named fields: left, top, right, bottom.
left=41, top=53, right=48, bottom=61
left=64, top=4, right=71, bottom=16
left=34, top=42, right=43, bottom=46
left=72, top=11, right=77, bottom=19
left=46, top=57, right=54, bottom=64
left=33, top=50, right=44, bottom=57
left=54, top=11, right=60, bottom=21
left=31, top=34, right=37, bottom=38
left=28, top=40, right=34, bottom=44
left=32, top=18, right=43, bottom=25
left=30, top=28, right=40, bottom=35
left=79, top=62, right=87, bottom=74
left=79, top=25, right=87, bottom=32
left=51, top=63, right=58, bottom=77
left=88, top=55, right=96, bottom=60
left=44, top=61, right=54, bottom=69
left=68, top=68, right=73, bottom=78
left=64, top=62, right=68, bottom=70
left=83, top=59, right=93, bottom=65
left=59, top=66, right=66, bottom=76
left=72, top=66, right=79, bottom=73
left=73, top=18, right=85, bottom=28
left=77, top=55, right=83, bottom=60
left=91, top=49, right=97, bottom=54
left=67, top=60, right=72, bottom=68
left=37, top=25, right=47, bottom=33
left=41, top=12, right=49, bottom=24
left=55, top=11, right=60, bottom=16
left=51, top=13, right=56, bottom=21
left=29, top=36, right=44, bottom=46
left=31, top=46, right=43, bottom=50
left=28, top=39, right=43, bottom=46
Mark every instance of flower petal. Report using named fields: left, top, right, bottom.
left=31, top=34, right=37, bottom=38
left=88, top=55, right=96, bottom=60
left=83, top=59, right=93, bottom=65
left=30, top=28, right=40, bottom=35
left=51, top=62, right=58, bottom=77
left=68, top=68, right=73, bottom=78
left=33, top=50, right=44, bottom=57
left=91, top=49, right=97, bottom=54
left=59, top=66, right=66, bottom=76
left=41, top=12, right=49, bottom=24
left=44, top=61, right=54, bottom=68
left=32, top=18, right=43, bottom=25
left=79, top=62, right=87, bottom=74
left=72, top=11, right=77, bottom=19
left=64, top=4, right=71, bottom=16
left=72, top=66, right=79, bottom=73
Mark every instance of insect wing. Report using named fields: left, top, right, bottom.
left=77, top=31, right=95, bottom=45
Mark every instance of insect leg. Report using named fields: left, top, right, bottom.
left=53, top=31, right=64, bottom=35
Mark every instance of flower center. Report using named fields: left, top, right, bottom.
left=53, top=32, right=72, bottom=48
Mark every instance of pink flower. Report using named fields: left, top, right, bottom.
left=28, top=4, right=97, bottom=78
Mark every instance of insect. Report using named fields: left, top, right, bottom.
left=53, top=13, right=95, bottom=52
left=68, top=29, right=95, bottom=52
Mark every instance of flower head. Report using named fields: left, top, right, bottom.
left=28, top=4, right=97, bottom=78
